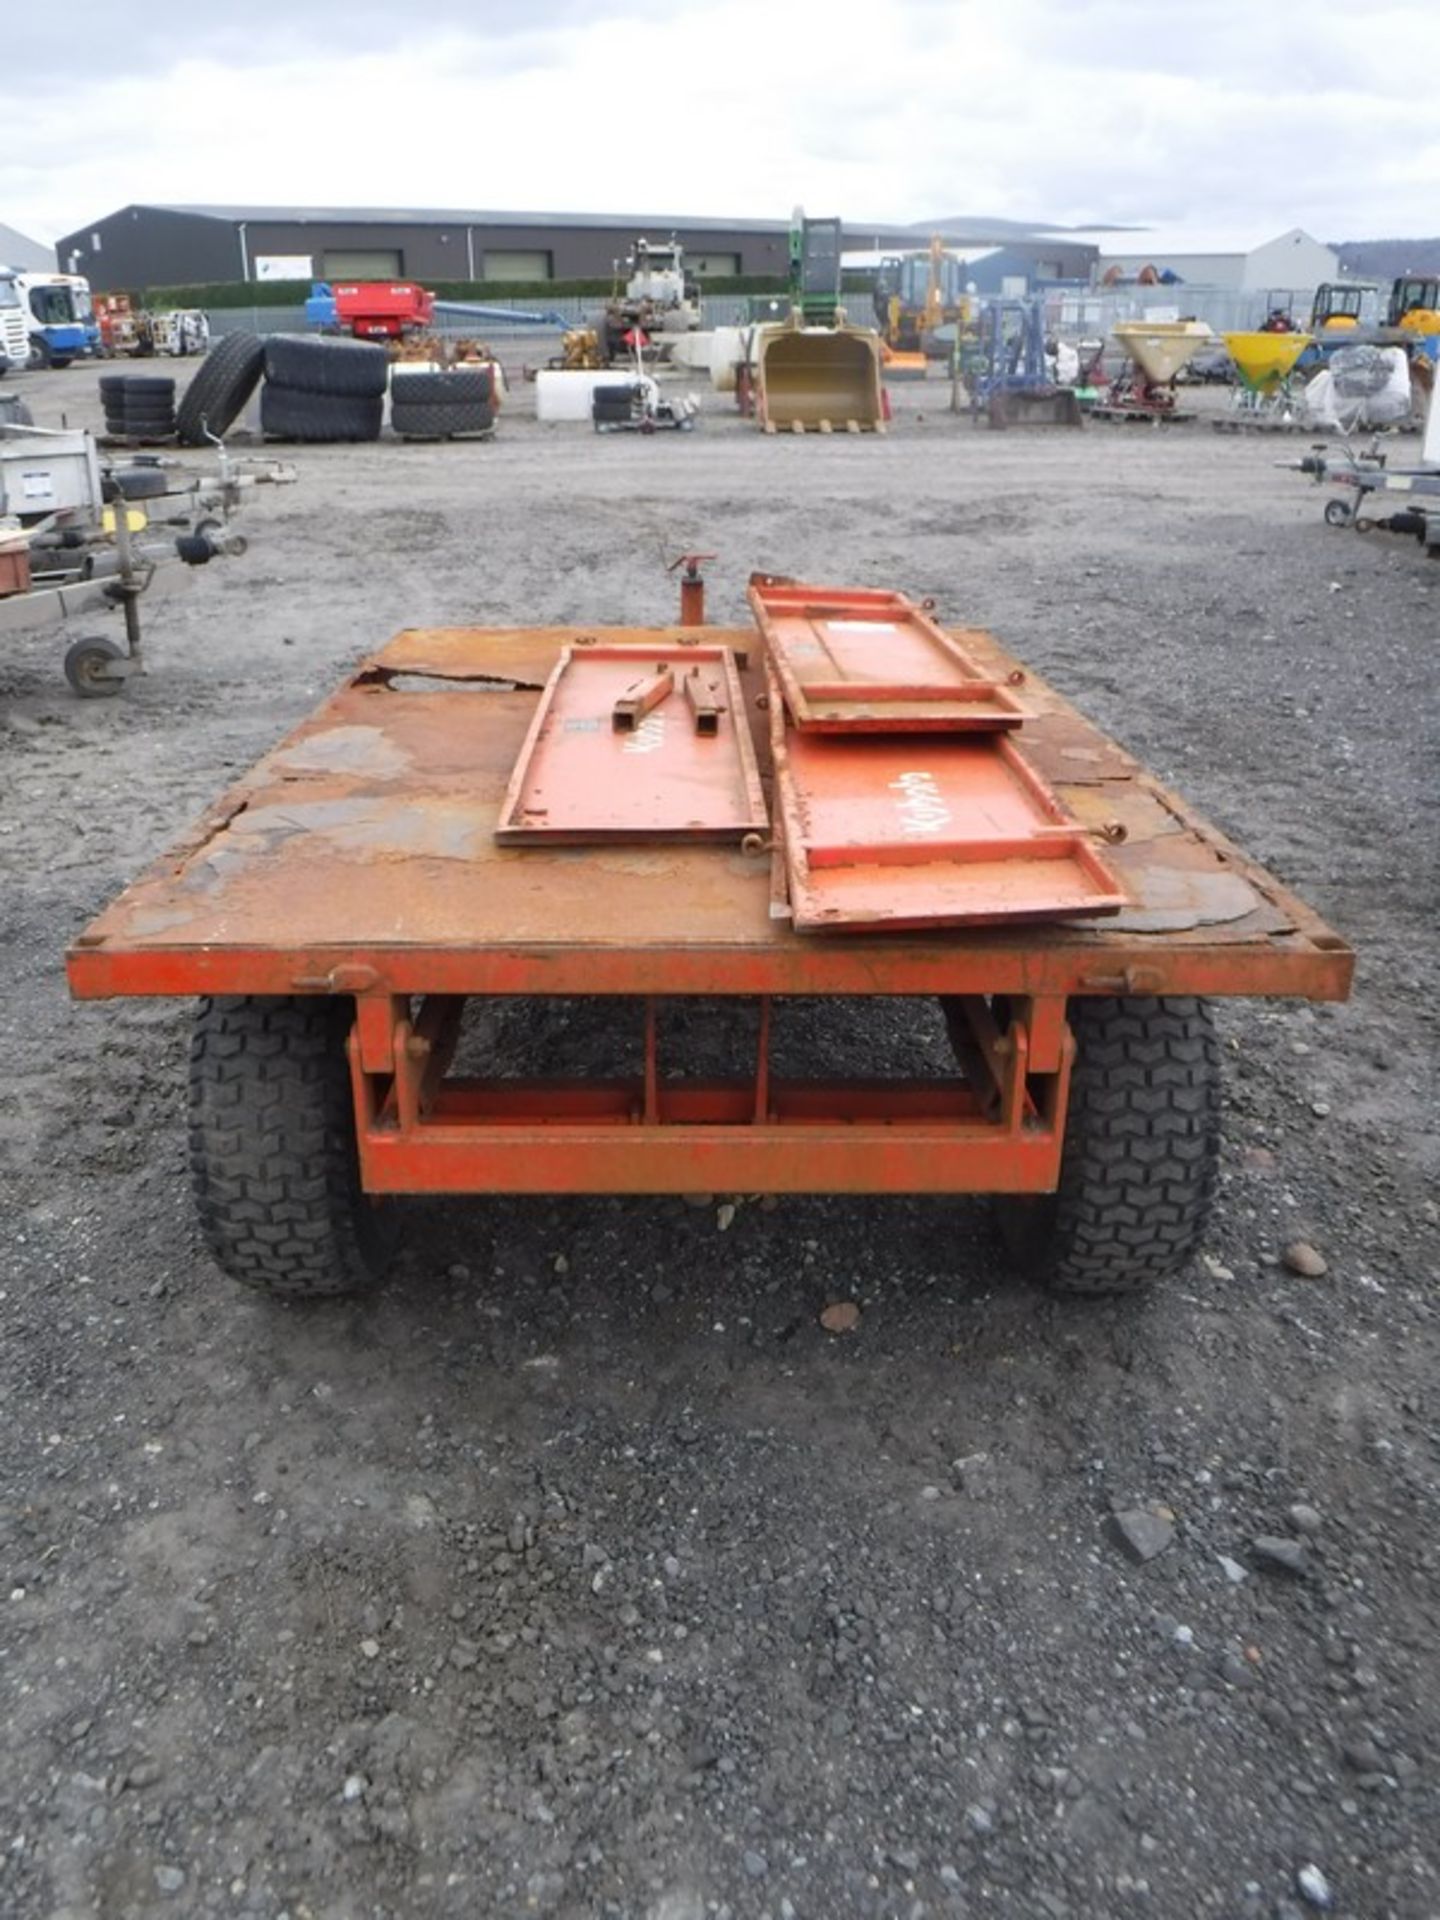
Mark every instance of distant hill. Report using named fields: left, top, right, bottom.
left=1335, top=237, right=1440, bottom=280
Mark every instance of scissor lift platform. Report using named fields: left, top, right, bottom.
left=67, top=618, right=1352, bottom=1303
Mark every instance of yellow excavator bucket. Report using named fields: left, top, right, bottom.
left=757, top=323, right=885, bottom=432
left=1223, top=331, right=1314, bottom=392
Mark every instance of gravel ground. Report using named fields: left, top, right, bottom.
left=2, top=355, right=1437, bottom=1920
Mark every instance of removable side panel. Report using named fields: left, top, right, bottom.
left=748, top=579, right=1026, bottom=731
left=496, top=644, right=769, bottom=844
left=769, top=666, right=1127, bottom=933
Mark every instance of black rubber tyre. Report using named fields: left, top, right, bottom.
left=99, top=374, right=130, bottom=396
left=263, top=334, right=389, bottom=399
left=175, top=332, right=267, bottom=446
left=1323, top=498, right=1352, bottom=528
left=115, top=375, right=176, bottom=399
left=188, top=995, right=397, bottom=1298
left=107, top=467, right=171, bottom=500
left=995, top=996, right=1221, bottom=1296
left=108, top=407, right=176, bottom=429
left=260, top=383, right=384, bottom=443
left=390, top=401, right=495, bottom=440
left=390, top=367, right=494, bottom=407
left=63, top=635, right=125, bottom=698
left=27, top=336, right=52, bottom=369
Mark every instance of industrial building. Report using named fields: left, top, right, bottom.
left=1093, top=226, right=1341, bottom=294
left=55, top=203, right=1099, bottom=292
left=0, top=221, right=56, bottom=271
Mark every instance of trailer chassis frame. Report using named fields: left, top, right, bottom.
left=342, top=988, right=1074, bottom=1196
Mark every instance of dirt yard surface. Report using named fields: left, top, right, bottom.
left=2, top=355, right=1437, bottom=1920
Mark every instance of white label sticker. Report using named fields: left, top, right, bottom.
left=889, top=771, right=951, bottom=836
left=622, top=713, right=667, bottom=755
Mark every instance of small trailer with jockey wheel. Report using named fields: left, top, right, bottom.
left=1, top=421, right=292, bottom=695
left=66, top=569, right=1353, bottom=1303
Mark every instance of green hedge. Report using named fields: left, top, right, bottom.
left=139, top=272, right=878, bottom=309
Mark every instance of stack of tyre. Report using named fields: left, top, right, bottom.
left=175, top=333, right=267, bottom=447
left=260, top=336, right=388, bottom=443
left=101, top=375, right=177, bottom=441
left=389, top=366, right=496, bottom=441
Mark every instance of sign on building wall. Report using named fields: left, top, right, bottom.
left=254, top=255, right=315, bottom=282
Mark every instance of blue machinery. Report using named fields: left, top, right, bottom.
left=964, top=300, right=1081, bottom=428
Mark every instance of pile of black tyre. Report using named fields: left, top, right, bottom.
left=389, top=367, right=496, bottom=441
left=260, top=336, right=388, bottom=443
left=100, top=374, right=177, bottom=441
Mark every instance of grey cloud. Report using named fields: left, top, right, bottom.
left=4, top=0, right=630, bottom=85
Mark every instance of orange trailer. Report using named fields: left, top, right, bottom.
left=66, top=575, right=1352, bottom=1304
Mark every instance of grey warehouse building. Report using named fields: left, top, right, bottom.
left=55, top=203, right=1098, bottom=290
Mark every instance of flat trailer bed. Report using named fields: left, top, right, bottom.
left=67, top=616, right=1353, bottom=1303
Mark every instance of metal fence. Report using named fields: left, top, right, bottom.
left=208, top=285, right=1305, bottom=354
left=207, top=294, right=763, bottom=338
left=1041, top=286, right=1305, bottom=339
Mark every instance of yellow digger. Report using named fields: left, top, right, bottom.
left=874, top=236, right=973, bottom=374
left=1309, top=282, right=1376, bottom=331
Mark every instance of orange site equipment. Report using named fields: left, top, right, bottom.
left=67, top=564, right=1352, bottom=1304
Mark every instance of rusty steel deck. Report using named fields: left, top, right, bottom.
left=66, top=624, right=1354, bottom=1006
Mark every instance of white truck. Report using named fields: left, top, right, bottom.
left=0, top=271, right=29, bottom=373
left=595, top=236, right=703, bottom=364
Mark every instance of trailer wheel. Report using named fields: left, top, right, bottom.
left=63, top=635, right=125, bottom=698
left=996, top=995, right=1220, bottom=1296
left=188, top=996, right=396, bottom=1298
left=1324, top=498, right=1352, bottom=528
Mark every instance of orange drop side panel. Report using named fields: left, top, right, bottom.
left=748, top=578, right=1027, bottom=731
left=766, top=663, right=1128, bottom=933
left=494, top=642, right=767, bottom=844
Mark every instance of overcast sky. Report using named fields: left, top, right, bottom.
left=4, top=0, right=1438, bottom=247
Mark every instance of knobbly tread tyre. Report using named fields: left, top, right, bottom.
left=188, top=995, right=396, bottom=1298
left=996, top=995, right=1221, bottom=1296
left=175, top=331, right=266, bottom=445
left=263, top=333, right=389, bottom=399
left=390, top=401, right=495, bottom=440
left=390, top=367, right=493, bottom=406
left=260, top=383, right=383, bottom=443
